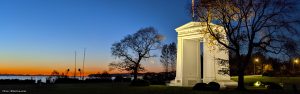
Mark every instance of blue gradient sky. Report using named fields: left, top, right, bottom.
left=0, top=0, right=191, bottom=74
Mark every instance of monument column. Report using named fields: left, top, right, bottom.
left=174, top=37, right=183, bottom=86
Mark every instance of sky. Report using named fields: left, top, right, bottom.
left=0, top=0, right=192, bottom=75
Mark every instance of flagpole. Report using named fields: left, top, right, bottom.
left=192, top=0, right=195, bottom=20
left=74, top=51, right=77, bottom=78
left=82, top=48, right=86, bottom=80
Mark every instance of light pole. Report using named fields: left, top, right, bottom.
left=293, top=58, right=299, bottom=72
left=254, top=58, right=259, bottom=75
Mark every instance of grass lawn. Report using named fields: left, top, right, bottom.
left=0, top=83, right=294, bottom=94
left=231, top=75, right=300, bottom=84
left=231, top=75, right=300, bottom=92
left=0, top=76, right=299, bottom=94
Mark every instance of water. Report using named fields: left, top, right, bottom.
left=0, top=75, right=53, bottom=83
left=0, top=75, right=135, bottom=82
left=0, top=75, right=49, bottom=80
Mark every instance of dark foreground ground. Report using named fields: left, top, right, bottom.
left=0, top=82, right=298, bottom=94
left=0, top=76, right=299, bottom=94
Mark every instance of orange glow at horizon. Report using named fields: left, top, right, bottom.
left=0, top=64, right=163, bottom=76
left=0, top=67, right=163, bottom=76
left=0, top=52, right=164, bottom=76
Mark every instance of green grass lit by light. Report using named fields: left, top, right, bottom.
left=231, top=75, right=300, bottom=92
left=231, top=75, right=300, bottom=84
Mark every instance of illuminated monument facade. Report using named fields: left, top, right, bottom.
left=169, top=22, right=237, bottom=88
left=169, top=0, right=237, bottom=88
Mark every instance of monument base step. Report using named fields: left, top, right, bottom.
left=167, top=79, right=238, bottom=89
left=167, top=80, right=179, bottom=86
left=215, top=80, right=238, bottom=89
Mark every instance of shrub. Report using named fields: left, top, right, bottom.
left=208, top=82, right=220, bottom=91
left=193, top=83, right=209, bottom=90
left=193, top=82, right=221, bottom=91
left=262, top=72, right=273, bottom=77
left=85, top=78, right=112, bottom=83
left=148, top=80, right=165, bottom=85
left=55, top=78, right=82, bottom=83
left=130, top=80, right=150, bottom=86
left=264, top=82, right=283, bottom=90
left=113, top=76, right=131, bottom=82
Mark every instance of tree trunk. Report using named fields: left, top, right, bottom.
left=237, top=67, right=246, bottom=90
left=133, top=67, right=138, bottom=81
left=165, top=64, right=169, bottom=73
left=236, top=55, right=246, bottom=90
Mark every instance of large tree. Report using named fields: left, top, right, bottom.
left=193, top=0, right=299, bottom=90
left=160, top=42, right=177, bottom=73
left=109, top=27, right=163, bottom=80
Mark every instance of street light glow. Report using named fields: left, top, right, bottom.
left=254, top=58, right=259, bottom=62
left=293, top=58, right=299, bottom=72
left=295, top=59, right=299, bottom=64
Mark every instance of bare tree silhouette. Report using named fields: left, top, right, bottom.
left=160, top=42, right=177, bottom=73
left=66, top=69, right=70, bottom=77
left=109, top=27, right=163, bottom=80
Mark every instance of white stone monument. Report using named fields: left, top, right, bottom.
left=169, top=21, right=237, bottom=88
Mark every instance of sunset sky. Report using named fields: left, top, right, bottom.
left=0, top=0, right=192, bottom=75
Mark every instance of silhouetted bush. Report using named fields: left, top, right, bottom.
left=113, top=76, right=122, bottom=82
left=88, top=74, right=102, bottom=77
left=149, top=80, right=165, bottom=85
left=130, top=80, right=149, bottom=86
left=85, top=78, right=112, bottom=83
left=208, top=82, right=220, bottom=91
left=193, top=82, right=220, bottom=91
left=264, top=82, right=283, bottom=90
left=142, top=72, right=175, bottom=85
left=55, top=78, right=82, bottom=83
left=113, top=76, right=131, bottom=82
left=262, top=71, right=274, bottom=77
left=122, top=78, right=131, bottom=82
left=193, top=83, right=209, bottom=90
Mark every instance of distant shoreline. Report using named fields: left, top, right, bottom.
left=0, top=74, right=51, bottom=76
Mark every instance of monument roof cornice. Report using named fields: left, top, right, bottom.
left=175, top=21, right=223, bottom=34
left=175, top=21, right=208, bottom=32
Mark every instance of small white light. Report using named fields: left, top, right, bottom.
left=254, top=81, right=261, bottom=87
